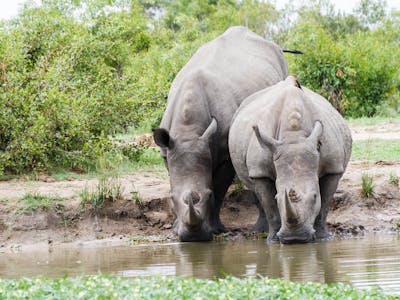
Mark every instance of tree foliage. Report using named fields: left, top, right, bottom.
left=0, top=0, right=399, bottom=174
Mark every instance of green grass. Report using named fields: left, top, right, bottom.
left=346, top=115, right=400, bottom=126
left=0, top=275, right=396, bottom=300
left=80, top=175, right=123, bottom=209
left=361, top=173, right=375, bottom=198
left=389, top=173, right=399, bottom=185
left=18, top=192, right=64, bottom=214
left=351, top=139, right=400, bottom=161
left=48, top=148, right=164, bottom=181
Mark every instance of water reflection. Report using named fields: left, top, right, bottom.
left=1, top=235, right=400, bottom=294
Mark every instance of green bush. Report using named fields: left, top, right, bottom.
left=285, top=19, right=398, bottom=117
left=0, top=3, right=157, bottom=174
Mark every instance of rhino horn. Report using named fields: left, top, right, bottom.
left=185, top=192, right=202, bottom=226
left=307, top=121, right=323, bottom=144
left=285, top=189, right=299, bottom=226
left=200, top=118, right=217, bottom=141
left=188, top=198, right=202, bottom=226
left=253, top=125, right=282, bottom=153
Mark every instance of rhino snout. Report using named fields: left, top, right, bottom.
left=277, top=227, right=316, bottom=244
left=175, top=189, right=214, bottom=242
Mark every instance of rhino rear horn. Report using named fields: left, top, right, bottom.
left=153, top=128, right=174, bottom=149
left=200, top=118, right=217, bottom=141
left=253, top=125, right=282, bottom=153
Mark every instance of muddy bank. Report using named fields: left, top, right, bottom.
left=0, top=160, right=399, bottom=249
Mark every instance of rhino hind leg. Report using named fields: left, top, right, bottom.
left=254, top=178, right=281, bottom=243
left=315, top=173, right=342, bottom=239
left=210, top=159, right=235, bottom=233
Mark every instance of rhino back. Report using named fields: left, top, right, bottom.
left=161, top=26, right=288, bottom=157
left=229, top=81, right=352, bottom=188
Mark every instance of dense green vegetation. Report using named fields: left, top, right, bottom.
left=0, top=275, right=397, bottom=300
left=0, top=0, right=399, bottom=175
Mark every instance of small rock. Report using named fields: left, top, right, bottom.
left=162, top=223, right=172, bottom=229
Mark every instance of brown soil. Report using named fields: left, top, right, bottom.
left=0, top=124, right=399, bottom=249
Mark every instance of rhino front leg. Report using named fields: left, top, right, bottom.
left=211, top=159, right=235, bottom=233
left=315, top=173, right=342, bottom=239
left=253, top=178, right=280, bottom=243
left=252, top=193, right=269, bottom=233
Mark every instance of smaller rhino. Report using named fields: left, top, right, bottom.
left=229, top=76, right=352, bottom=243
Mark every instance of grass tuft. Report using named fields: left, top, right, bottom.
left=389, top=173, right=399, bottom=186
left=80, top=175, right=123, bottom=209
left=361, top=173, right=375, bottom=198
left=18, top=192, right=63, bottom=214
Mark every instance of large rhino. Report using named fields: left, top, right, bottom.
left=152, top=26, right=289, bottom=241
left=229, top=76, right=352, bottom=243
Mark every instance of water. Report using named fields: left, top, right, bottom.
left=1, top=234, right=400, bottom=294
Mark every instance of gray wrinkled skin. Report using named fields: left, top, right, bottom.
left=153, top=26, right=288, bottom=241
left=229, top=76, right=352, bottom=244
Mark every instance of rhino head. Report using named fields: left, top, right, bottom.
left=253, top=121, right=323, bottom=243
left=152, top=118, right=217, bottom=242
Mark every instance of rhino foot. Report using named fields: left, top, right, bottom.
left=315, top=229, right=334, bottom=240
left=210, top=219, right=227, bottom=234
left=251, top=218, right=269, bottom=233
left=266, top=232, right=280, bottom=244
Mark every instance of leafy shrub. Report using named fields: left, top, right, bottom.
left=285, top=19, right=398, bottom=117
left=0, top=4, right=156, bottom=175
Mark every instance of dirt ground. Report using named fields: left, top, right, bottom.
left=0, top=123, right=399, bottom=249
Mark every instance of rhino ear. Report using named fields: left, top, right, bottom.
left=152, top=128, right=174, bottom=149
left=200, top=118, right=217, bottom=141
left=307, top=121, right=323, bottom=145
left=252, top=125, right=282, bottom=153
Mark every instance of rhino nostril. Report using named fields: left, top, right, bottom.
left=192, top=193, right=200, bottom=205
left=182, top=191, right=200, bottom=205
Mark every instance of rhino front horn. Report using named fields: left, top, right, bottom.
left=186, top=194, right=202, bottom=226
left=285, top=189, right=299, bottom=226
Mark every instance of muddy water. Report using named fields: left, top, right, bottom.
left=1, top=234, right=400, bottom=294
